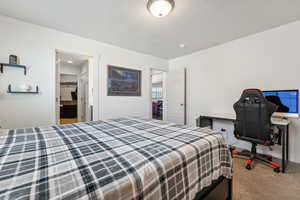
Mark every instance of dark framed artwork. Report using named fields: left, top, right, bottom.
left=107, top=65, right=141, bottom=96
left=9, top=55, right=18, bottom=64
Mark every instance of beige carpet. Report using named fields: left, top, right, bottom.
left=233, top=158, right=300, bottom=200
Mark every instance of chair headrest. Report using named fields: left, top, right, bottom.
left=239, top=89, right=267, bottom=104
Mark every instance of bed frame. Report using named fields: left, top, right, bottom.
left=194, top=176, right=232, bottom=200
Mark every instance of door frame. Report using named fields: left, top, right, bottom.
left=184, top=67, right=187, bottom=125
left=55, top=52, right=61, bottom=124
left=55, top=49, right=98, bottom=124
left=150, top=68, right=167, bottom=121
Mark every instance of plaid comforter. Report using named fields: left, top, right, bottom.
left=0, top=118, right=232, bottom=200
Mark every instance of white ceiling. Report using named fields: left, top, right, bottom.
left=57, top=51, right=89, bottom=68
left=1, top=0, right=300, bottom=59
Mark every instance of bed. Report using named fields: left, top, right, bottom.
left=0, top=118, right=232, bottom=200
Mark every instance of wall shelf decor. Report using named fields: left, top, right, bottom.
left=7, top=84, right=39, bottom=94
left=0, top=63, right=27, bottom=75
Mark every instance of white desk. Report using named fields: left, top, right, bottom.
left=199, top=113, right=290, bottom=126
left=197, top=113, right=290, bottom=173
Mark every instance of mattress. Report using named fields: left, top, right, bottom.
left=0, top=118, right=232, bottom=200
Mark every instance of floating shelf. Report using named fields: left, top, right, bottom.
left=0, top=63, right=27, bottom=75
left=7, top=84, right=39, bottom=94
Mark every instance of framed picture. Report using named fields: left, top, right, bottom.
left=9, top=55, right=18, bottom=64
left=107, top=65, right=141, bottom=96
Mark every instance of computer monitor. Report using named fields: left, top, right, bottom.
left=263, top=90, right=299, bottom=118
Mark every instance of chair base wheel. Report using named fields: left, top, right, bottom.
left=246, top=164, right=252, bottom=170
left=273, top=168, right=280, bottom=173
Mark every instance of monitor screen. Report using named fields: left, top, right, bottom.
left=263, top=90, right=299, bottom=114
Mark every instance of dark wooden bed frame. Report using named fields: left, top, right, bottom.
left=194, top=176, right=232, bottom=200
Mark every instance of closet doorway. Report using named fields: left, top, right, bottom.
left=55, top=50, right=93, bottom=125
left=151, top=69, right=166, bottom=120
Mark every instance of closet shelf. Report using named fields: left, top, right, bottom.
left=0, top=63, right=27, bottom=75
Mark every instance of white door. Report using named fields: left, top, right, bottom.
left=78, top=73, right=89, bottom=122
left=167, top=67, right=187, bottom=125
left=81, top=80, right=87, bottom=121
left=84, top=81, right=89, bottom=121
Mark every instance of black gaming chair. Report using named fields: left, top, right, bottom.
left=232, top=89, right=281, bottom=173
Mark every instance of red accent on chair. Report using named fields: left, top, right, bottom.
left=242, top=88, right=263, bottom=93
left=232, top=152, right=239, bottom=155
left=246, top=160, right=253, bottom=165
left=270, top=162, right=280, bottom=168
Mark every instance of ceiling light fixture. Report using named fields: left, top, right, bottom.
left=67, top=60, right=73, bottom=64
left=147, top=0, right=175, bottom=18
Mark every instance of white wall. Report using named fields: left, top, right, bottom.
left=152, top=73, right=163, bottom=84
left=0, top=15, right=168, bottom=129
left=168, top=20, right=300, bottom=163
left=60, top=64, right=81, bottom=75
left=60, top=74, right=77, bottom=83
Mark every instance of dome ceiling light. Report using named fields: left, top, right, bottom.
left=147, top=0, right=175, bottom=18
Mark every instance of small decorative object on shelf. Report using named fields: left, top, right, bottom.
left=9, top=55, right=18, bottom=65
left=7, top=84, right=39, bottom=94
left=0, top=55, right=26, bottom=75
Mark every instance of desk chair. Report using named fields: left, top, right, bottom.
left=232, top=89, right=281, bottom=173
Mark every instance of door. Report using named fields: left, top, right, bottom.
left=84, top=81, right=89, bottom=121
left=80, top=79, right=87, bottom=122
left=80, top=79, right=88, bottom=121
left=167, top=67, right=187, bottom=125
left=55, top=52, right=61, bottom=124
left=78, top=75, right=88, bottom=122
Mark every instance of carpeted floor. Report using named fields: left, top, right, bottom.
left=60, top=118, right=78, bottom=125
left=233, top=157, right=300, bottom=200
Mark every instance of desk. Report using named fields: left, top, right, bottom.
left=196, top=113, right=290, bottom=173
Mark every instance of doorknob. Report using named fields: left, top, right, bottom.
left=180, top=104, right=184, bottom=106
